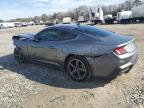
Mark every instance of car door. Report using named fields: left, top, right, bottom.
left=27, top=28, right=60, bottom=61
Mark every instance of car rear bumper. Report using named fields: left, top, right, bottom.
left=86, top=50, right=138, bottom=77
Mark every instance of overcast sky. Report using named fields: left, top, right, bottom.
left=0, top=0, right=126, bottom=20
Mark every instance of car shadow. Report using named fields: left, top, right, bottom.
left=0, top=54, right=112, bottom=89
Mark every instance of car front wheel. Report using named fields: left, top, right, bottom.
left=66, top=56, right=92, bottom=81
left=14, top=47, right=26, bottom=63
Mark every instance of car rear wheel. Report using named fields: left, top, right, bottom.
left=66, top=56, right=92, bottom=81
left=14, top=47, right=26, bottom=63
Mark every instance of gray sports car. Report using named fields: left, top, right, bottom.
left=12, top=24, right=138, bottom=81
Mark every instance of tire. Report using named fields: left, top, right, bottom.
left=65, top=56, right=92, bottom=81
left=14, top=47, right=26, bottom=63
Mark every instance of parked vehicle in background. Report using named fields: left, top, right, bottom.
left=116, top=10, right=132, bottom=23
left=132, top=4, right=144, bottom=22
left=14, top=22, right=22, bottom=27
left=0, top=23, right=8, bottom=29
left=54, top=19, right=59, bottom=24
left=0, top=22, right=15, bottom=29
left=89, top=7, right=104, bottom=24
left=34, top=20, right=44, bottom=25
left=45, top=21, right=54, bottom=26
left=12, top=24, right=138, bottom=81
left=7, top=22, right=15, bottom=28
left=22, top=22, right=28, bottom=27
left=116, top=4, right=144, bottom=24
left=63, top=17, right=72, bottom=24
left=78, top=16, right=87, bottom=23
left=28, top=21, right=35, bottom=26
left=39, top=20, right=44, bottom=25
left=0, top=24, right=2, bottom=29
left=104, top=14, right=114, bottom=24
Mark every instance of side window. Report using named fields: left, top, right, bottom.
left=58, top=31, right=77, bottom=40
left=36, top=29, right=59, bottom=41
left=35, top=29, right=77, bottom=41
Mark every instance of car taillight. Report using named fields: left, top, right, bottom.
left=114, top=46, right=127, bottom=55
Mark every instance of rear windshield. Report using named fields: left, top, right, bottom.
left=73, top=26, right=114, bottom=37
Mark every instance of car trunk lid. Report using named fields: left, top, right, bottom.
left=95, top=34, right=135, bottom=46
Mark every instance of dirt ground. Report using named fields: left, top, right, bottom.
left=0, top=24, right=144, bottom=108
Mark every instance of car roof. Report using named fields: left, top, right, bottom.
left=53, top=24, right=79, bottom=30
left=50, top=24, right=93, bottom=31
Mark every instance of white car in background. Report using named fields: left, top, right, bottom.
left=22, top=22, right=28, bottom=27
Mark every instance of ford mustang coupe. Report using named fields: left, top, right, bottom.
left=12, top=24, right=138, bottom=81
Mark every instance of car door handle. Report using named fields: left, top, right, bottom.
left=49, top=46, right=56, bottom=49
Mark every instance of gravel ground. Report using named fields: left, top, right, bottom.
left=0, top=24, right=144, bottom=108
